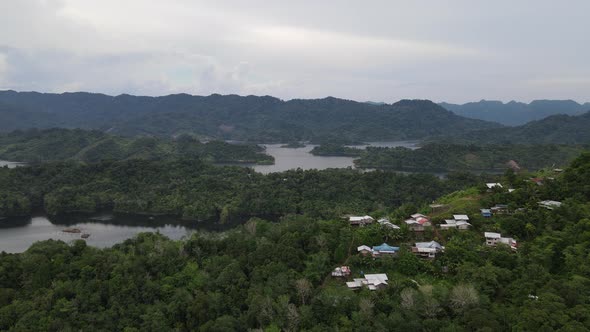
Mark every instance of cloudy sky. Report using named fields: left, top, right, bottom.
left=0, top=0, right=588, bottom=103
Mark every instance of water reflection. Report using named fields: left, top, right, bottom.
left=252, top=141, right=420, bottom=174
left=0, top=214, right=234, bottom=253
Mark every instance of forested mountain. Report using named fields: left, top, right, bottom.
left=0, top=159, right=481, bottom=219
left=433, top=111, right=590, bottom=145
left=0, top=128, right=273, bottom=164
left=440, top=99, right=590, bottom=126
left=0, top=90, right=501, bottom=142
left=353, top=143, right=587, bottom=171
left=2, top=152, right=590, bottom=330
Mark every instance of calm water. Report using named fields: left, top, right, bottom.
left=0, top=160, right=26, bottom=168
left=0, top=215, right=228, bottom=253
left=253, top=141, right=419, bottom=174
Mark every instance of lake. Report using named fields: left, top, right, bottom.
left=252, top=141, right=419, bottom=174
left=0, top=215, right=231, bottom=253
left=0, top=160, right=26, bottom=168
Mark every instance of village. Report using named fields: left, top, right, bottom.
left=332, top=181, right=563, bottom=291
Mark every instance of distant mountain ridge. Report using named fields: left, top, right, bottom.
left=440, top=99, right=590, bottom=125
left=0, top=90, right=501, bottom=143
left=434, top=111, right=590, bottom=144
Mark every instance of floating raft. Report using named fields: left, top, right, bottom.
left=63, top=228, right=82, bottom=234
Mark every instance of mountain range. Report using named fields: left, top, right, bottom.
left=0, top=90, right=500, bottom=143
left=440, top=99, right=590, bottom=126
left=434, top=111, right=590, bottom=145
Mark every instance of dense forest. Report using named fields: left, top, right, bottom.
left=434, top=112, right=590, bottom=145
left=0, top=129, right=273, bottom=164
left=440, top=99, right=589, bottom=125
left=0, top=159, right=483, bottom=221
left=1, top=152, right=590, bottom=330
left=352, top=143, right=587, bottom=171
left=0, top=91, right=500, bottom=142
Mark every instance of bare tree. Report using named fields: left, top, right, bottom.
left=359, top=298, right=375, bottom=318
left=449, top=284, right=479, bottom=312
left=295, top=278, right=312, bottom=305
left=400, top=288, right=418, bottom=310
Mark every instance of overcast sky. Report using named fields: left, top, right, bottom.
left=0, top=0, right=588, bottom=103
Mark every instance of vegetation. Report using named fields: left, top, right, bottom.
left=354, top=143, right=588, bottom=171
left=434, top=112, right=590, bottom=144
left=1, top=152, right=590, bottom=330
left=0, top=128, right=274, bottom=164
left=0, top=91, right=500, bottom=142
left=0, top=159, right=483, bottom=219
left=310, top=144, right=363, bottom=157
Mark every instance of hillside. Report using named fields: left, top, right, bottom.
left=440, top=99, right=590, bottom=125
left=434, top=111, right=590, bottom=145
left=0, top=128, right=273, bottom=164
left=1, top=152, right=590, bottom=330
left=0, top=91, right=501, bottom=142
left=353, top=143, right=587, bottom=171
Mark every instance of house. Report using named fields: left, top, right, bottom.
left=377, top=218, right=401, bottom=230
left=455, top=220, right=472, bottom=230
left=346, top=273, right=389, bottom=291
left=530, top=177, right=544, bottom=186
left=349, top=215, right=374, bottom=226
left=491, top=204, right=509, bottom=214
left=331, top=266, right=351, bottom=277
left=538, top=200, right=562, bottom=210
left=486, top=183, right=503, bottom=190
left=485, top=232, right=517, bottom=250
left=372, top=243, right=400, bottom=256
left=404, top=213, right=432, bottom=231
left=481, top=209, right=492, bottom=217
left=440, top=219, right=471, bottom=230
left=357, top=245, right=373, bottom=256
left=412, top=241, right=443, bottom=258
left=404, top=219, right=424, bottom=231
left=453, top=214, right=469, bottom=221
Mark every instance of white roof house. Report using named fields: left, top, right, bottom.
left=484, top=232, right=501, bottom=239
left=538, top=200, right=562, bottom=210
left=382, top=222, right=401, bottom=229
left=486, top=183, right=503, bottom=189
left=413, top=241, right=444, bottom=258
left=411, top=213, right=428, bottom=219
left=485, top=232, right=517, bottom=250
left=349, top=215, right=374, bottom=222
left=346, top=274, right=389, bottom=291
left=453, top=214, right=470, bottom=221
left=357, top=245, right=372, bottom=252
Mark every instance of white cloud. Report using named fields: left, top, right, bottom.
left=0, top=0, right=588, bottom=102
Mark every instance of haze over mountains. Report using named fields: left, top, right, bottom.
left=440, top=100, right=590, bottom=126
left=0, top=90, right=499, bottom=143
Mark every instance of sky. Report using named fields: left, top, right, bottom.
left=0, top=0, right=588, bottom=103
